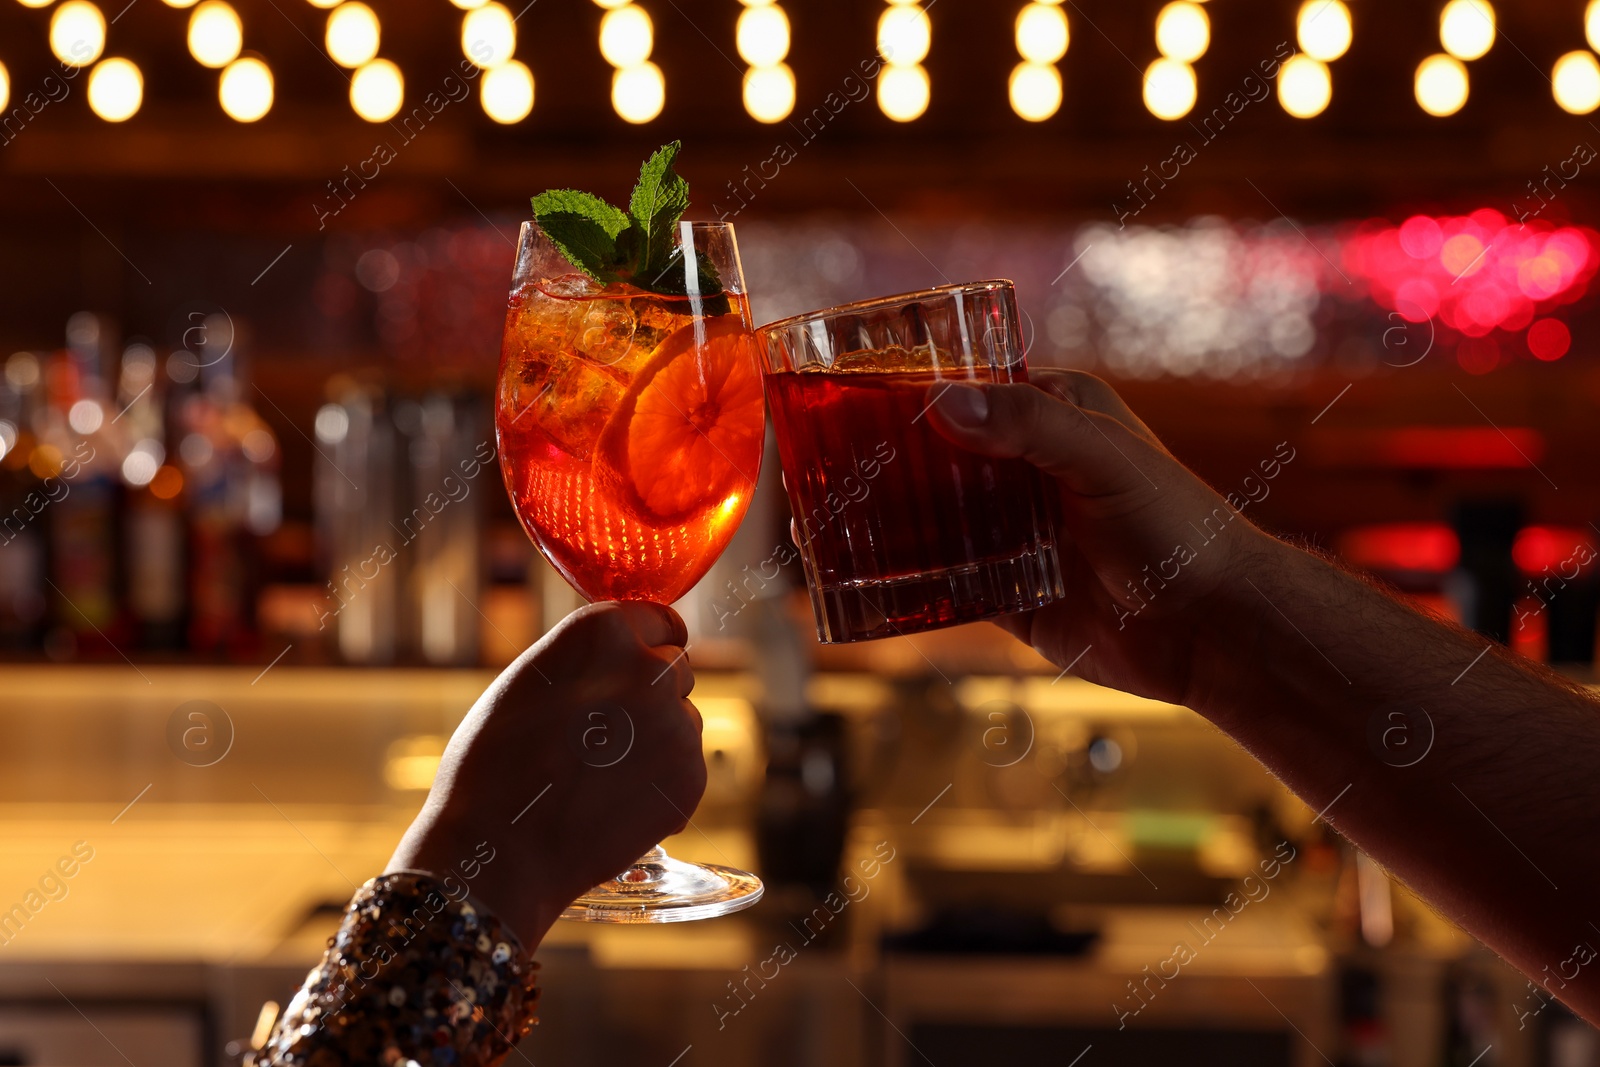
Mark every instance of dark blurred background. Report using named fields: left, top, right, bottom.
left=0, top=0, right=1597, bottom=1064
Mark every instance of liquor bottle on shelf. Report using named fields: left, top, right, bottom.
left=177, top=315, right=280, bottom=656
left=396, top=391, right=487, bottom=666
left=313, top=380, right=402, bottom=664
left=41, top=313, right=126, bottom=656
left=0, top=353, right=48, bottom=649
left=117, top=342, right=189, bottom=650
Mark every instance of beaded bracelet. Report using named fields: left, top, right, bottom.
left=253, top=871, right=539, bottom=1067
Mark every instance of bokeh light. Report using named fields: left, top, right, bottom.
left=1345, top=213, right=1598, bottom=354
left=1588, top=0, right=1600, bottom=53
left=600, top=4, right=653, bottom=68
left=1143, top=57, right=1196, bottom=119
left=1154, top=1, right=1208, bottom=64
left=877, top=5, right=931, bottom=65
left=462, top=2, right=515, bottom=69
left=87, top=57, right=142, bottom=121
left=326, top=2, right=380, bottom=68
left=1552, top=51, right=1600, bottom=115
left=737, top=4, right=789, bottom=67
left=1439, top=0, right=1495, bottom=62
left=742, top=62, right=795, bottom=123
left=1015, top=3, right=1068, bottom=65
left=481, top=59, right=534, bottom=123
left=1523, top=319, right=1574, bottom=361
left=1297, top=0, right=1352, bottom=63
left=877, top=62, right=930, bottom=121
left=1415, top=53, right=1468, bottom=116
left=1009, top=60, right=1062, bottom=121
left=188, top=0, right=242, bottom=68
left=1278, top=54, right=1331, bottom=118
left=50, top=1, right=106, bottom=67
left=612, top=60, right=664, bottom=123
left=219, top=55, right=273, bottom=121
left=350, top=57, right=403, bottom=121
left=1526, top=318, right=1572, bottom=360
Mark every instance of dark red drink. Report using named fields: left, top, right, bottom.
left=765, top=366, right=1064, bottom=642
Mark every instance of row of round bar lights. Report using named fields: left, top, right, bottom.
left=1415, top=0, right=1494, bottom=117
left=184, top=1, right=273, bottom=123
left=739, top=0, right=794, bottom=123
left=1279, top=0, right=1352, bottom=118
left=877, top=0, right=932, bottom=121
left=1010, top=1, right=1069, bottom=121
left=452, top=0, right=535, bottom=124
left=318, top=1, right=406, bottom=123
left=1142, top=1, right=1209, bottom=120
left=8, top=0, right=145, bottom=122
left=1549, top=2, right=1600, bottom=114
left=593, top=0, right=663, bottom=124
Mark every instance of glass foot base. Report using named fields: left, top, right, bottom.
left=559, top=847, right=764, bottom=924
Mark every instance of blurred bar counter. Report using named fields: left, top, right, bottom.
left=0, top=664, right=1585, bottom=1065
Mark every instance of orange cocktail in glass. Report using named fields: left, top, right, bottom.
left=497, top=222, right=763, bottom=605
left=494, top=216, right=766, bottom=923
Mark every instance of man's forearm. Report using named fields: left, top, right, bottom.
left=1188, top=534, right=1600, bottom=1020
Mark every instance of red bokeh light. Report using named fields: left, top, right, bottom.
left=1526, top=318, right=1572, bottom=361
left=1513, top=526, right=1597, bottom=574
left=1345, top=214, right=1597, bottom=365
left=1339, top=523, right=1461, bottom=573
left=1457, top=337, right=1500, bottom=373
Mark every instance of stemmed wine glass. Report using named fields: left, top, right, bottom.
left=495, top=219, right=766, bottom=922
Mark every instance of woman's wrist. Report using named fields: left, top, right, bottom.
left=387, top=806, right=563, bottom=950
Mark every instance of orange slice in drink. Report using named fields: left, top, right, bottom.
left=594, top=316, right=765, bottom=526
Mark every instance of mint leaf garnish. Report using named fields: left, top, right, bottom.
left=529, top=189, right=631, bottom=284
left=530, top=142, right=730, bottom=314
left=626, top=141, right=691, bottom=282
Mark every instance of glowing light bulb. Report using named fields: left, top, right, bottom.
left=1296, top=0, right=1351, bottom=63
left=306, top=0, right=341, bottom=8
left=877, top=62, right=929, bottom=121
left=448, top=0, right=487, bottom=8
left=1439, top=0, right=1494, bottom=61
left=50, top=1, right=106, bottom=67
left=219, top=55, right=273, bottom=121
left=1277, top=54, right=1331, bottom=117
left=1143, top=56, right=1195, bottom=119
left=187, top=1, right=242, bottom=68
left=1415, top=53, right=1468, bottom=116
left=592, top=0, right=629, bottom=7
left=599, top=4, right=652, bottom=68
left=161, top=0, right=200, bottom=8
left=1015, top=3, right=1068, bottom=65
left=742, top=61, right=794, bottom=122
left=326, top=1, right=379, bottom=68
left=1155, top=1, right=1208, bottom=64
left=736, top=4, right=789, bottom=67
left=18, top=0, right=55, bottom=7
left=481, top=58, right=534, bottom=123
left=0, top=62, right=8, bottom=113
left=350, top=57, right=403, bottom=121
left=87, top=56, right=142, bottom=121
left=1588, top=0, right=1600, bottom=53
left=1009, top=60, right=1061, bottom=121
left=612, top=61, right=664, bottom=123
left=877, top=5, right=931, bottom=65
left=1553, top=50, right=1600, bottom=115
left=462, top=2, right=515, bottom=69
